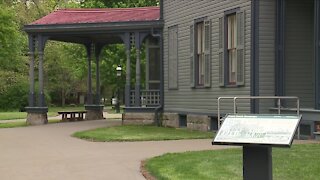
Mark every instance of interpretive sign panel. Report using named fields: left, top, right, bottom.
left=213, top=114, right=302, bottom=147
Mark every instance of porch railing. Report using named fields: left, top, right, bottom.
left=130, top=90, right=160, bottom=107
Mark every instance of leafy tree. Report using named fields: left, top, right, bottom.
left=0, top=3, right=25, bottom=71
left=80, top=0, right=159, bottom=8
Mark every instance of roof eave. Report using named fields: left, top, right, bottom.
left=24, top=20, right=164, bottom=34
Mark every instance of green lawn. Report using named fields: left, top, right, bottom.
left=0, top=119, right=61, bottom=128
left=0, top=106, right=85, bottom=120
left=73, top=125, right=214, bottom=142
left=145, top=144, right=320, bottom=180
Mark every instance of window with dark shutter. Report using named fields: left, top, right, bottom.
left=168, top=25, right=178, bottom=89
left=236, top=11, right=245, bottom=86
left=219, top=9, right=245, bottom=87
left=191, top=17, right=211, bottom=88
left=204, top=20, right=211, bottom=87
left=190, top=24, right=196, bottom=87
left=219, top=16, right=225, bottom=86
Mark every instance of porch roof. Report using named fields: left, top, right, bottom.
left=30, top=7, right=160, bottom=25
left=24, top=6, right=163, bottom=45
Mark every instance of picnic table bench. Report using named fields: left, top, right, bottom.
left=58, top=111, right=87, bottom=122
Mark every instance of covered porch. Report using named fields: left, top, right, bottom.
left=23, top=7, right=163, bottom=125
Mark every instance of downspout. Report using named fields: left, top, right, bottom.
left=151, top=27, right=164, bottom=126
left=154, top=0, right=164, bottom=126
left=150, top=28, right=163, bottom=126
left=160, top=0, right=163, bottom=20
left=154, top=105, right=163, bottom=127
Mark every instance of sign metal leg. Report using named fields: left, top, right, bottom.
left=243, top=146, right=273, bottom=180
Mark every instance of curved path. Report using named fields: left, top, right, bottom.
left=0, top=120, right=229, bottom=180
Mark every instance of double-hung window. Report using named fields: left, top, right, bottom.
left=219, top=9, right=245, bottom=86
left=197, top=22, right=205, bottom=86
left=190, top=18, right=211, bottom=88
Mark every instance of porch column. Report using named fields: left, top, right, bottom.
left=28, top=34, right=35, bottom=107
left=159, top=33, right=164, bottom=107
left=95, top=44, right=103, bottom=105
left=124, top=33, right=131, bottom=107
left=135, top=32, right=141, bottom=107
left=146, top=39, right=150, bottom=90
left=85, top=43, right=104, bottom=120
left=37, top=35, right=46, bottom=107
left=26, top=35, right=48, bottom=125
left=315, top=0, right=320, bottom=109
left=86, top=43, right=93, bottom=104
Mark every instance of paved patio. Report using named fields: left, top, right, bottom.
left=0, top=119, right=229, bottom=180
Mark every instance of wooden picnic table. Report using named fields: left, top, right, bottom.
left=58, top=111, right=87, bottom=122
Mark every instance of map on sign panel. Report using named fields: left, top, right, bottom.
left=213, top=114, right=302, bottom=147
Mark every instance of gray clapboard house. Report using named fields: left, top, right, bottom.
left=23, top=0, right=320, bottom=138
left=158, top=0, right=320, bottom=138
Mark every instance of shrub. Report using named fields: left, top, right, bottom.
left=0, top=71, right=28, bottom=111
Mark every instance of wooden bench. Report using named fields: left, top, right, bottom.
left=58, top=111, right=87, bottom=122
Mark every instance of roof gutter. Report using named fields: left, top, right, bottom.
left=24, top=20, right=164, bottom=34
left=160, top=0, right=164, bottom=20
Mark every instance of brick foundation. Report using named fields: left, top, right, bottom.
left=187, top=114, right=210, bottom=131
left=162, top=113, right=179, bottom=128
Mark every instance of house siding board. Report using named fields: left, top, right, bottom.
left=285, top=0, right=315, bottom=108
left=258, top=0, right=276, bottom=113
left=163, top=0, right=252, bottom=115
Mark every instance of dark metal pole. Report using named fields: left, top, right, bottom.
left=116, top=80, right=120, bottom=113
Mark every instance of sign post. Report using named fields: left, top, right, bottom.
left=212, top=114, right=302, bottom=180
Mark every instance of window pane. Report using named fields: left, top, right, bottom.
left=227, top=13, right=237, bottom=84
left=229, top=49, right=236, bottom=83
left=196, top=21, right=205, bottom=86
left=197, top=23, right=203, bottom=54
left=149, top=48, right=160, bottom=81
left=228, top=14, right=236, bottom=49
left=198, top=54, right=205, bottom=85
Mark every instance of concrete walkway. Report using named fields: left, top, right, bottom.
left=0, top=119, right=229, bottom=180
left=0, top=112, right=121, bottom=123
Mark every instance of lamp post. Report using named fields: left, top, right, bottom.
left=116, top=65, right=122, bottom=113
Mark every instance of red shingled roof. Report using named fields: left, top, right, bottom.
left=30, top=6, right=160, bottom=25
